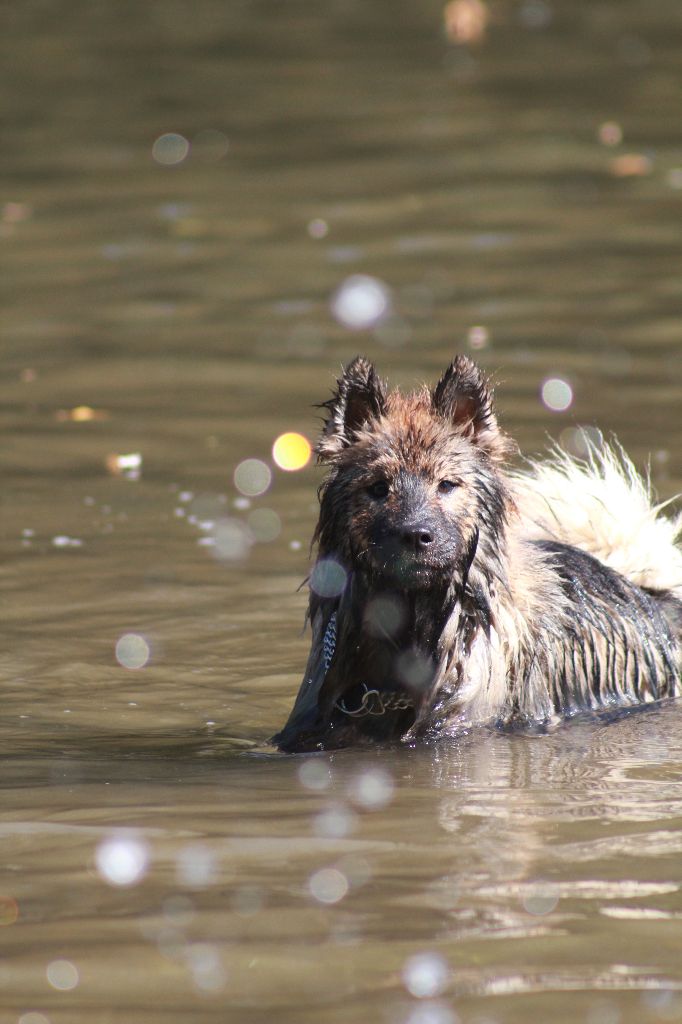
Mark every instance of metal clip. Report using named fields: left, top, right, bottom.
left=335, top=684, right=386, bottom=718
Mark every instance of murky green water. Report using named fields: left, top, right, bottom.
left=2, top=2, right=682, bottom=1022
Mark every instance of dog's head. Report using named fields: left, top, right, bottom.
left=274, top=355, right=514, bottom=752
left=315, top=355, right=512, bottom=587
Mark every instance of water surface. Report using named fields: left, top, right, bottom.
left=2, top=2, right=682, bottom=1022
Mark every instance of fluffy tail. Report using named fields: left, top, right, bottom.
left=512, top=438, right=682, bottom=597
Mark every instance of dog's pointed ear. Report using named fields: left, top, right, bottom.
left=432, top=355, right=511, bottom=460
left=317, top=357, right=387, bottom=461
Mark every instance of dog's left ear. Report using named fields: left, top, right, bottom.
left=317, top=357, right=387, bottom=461
left=432, top=355, right=511, bottom=461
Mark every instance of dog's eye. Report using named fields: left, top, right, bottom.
left=437, top=480, right=457, bottom=495
left=367, top=480, right=390, bottom=500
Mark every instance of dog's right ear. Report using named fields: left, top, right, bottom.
left=317, top=357, right=386, bottom=461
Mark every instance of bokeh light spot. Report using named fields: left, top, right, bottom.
left=115, top=633, right=150, bottom=670
left=396, top=649, right=433, bottom=689
left=364, top=595, right=406, bottom=638
left=234, top=458, right=272, bottom=497
left=152, top=132, right=190, bottom=166
left=106, top=452, right=142, bottom=480
left=19, top=1014, right=51, bottom=1024
left=209, top=518, right=253, bottom=561
left=466, top=325, right=489, bottom=350
left=402, top=952, right=450, bottom=999
left=522, top=889, right=559, bottom=915
left=46, top=960, right=79, bottom=992
left=313, top=804, right=357, bottom=839
left=308, top=867, right=349, bottom=904
left=297, top=759, right=332, bottom=791
left=444, top=0, right=489, bottom=45
left=331, top=274, right=392, bottom=330
left=406, top=1003, right=460, bottom=1024
left=541, top=377, right=573, bottom=412
left=96, top=836, right=150, bottom=887
left=51, top=535, right=83, bottom=548
left=598, top=121, right=623, bottom=147
left=310, top=558, right=347, bottom=599
left=667, top=168, right=682, bottom=190
left=176, top=844, right=217, bottom=889
left=609, top=152, right=652, bottom=178
left=0, top=896, right=19, bottom=926
left=247, top=508, right=281, bottom=542
left=348, top=767, right=395, bottom=810
left=186, top=943, right=226, bottom=993
left=559, top=425, right=603, bottom=459
left=307, top=218, right=329, bottom=239
left=272, top=432, right=311, bottom=471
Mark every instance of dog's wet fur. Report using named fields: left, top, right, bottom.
left=273, top=356, right=682, bottom=752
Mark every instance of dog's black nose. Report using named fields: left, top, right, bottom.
left=400, top=525, right=434, bottom=550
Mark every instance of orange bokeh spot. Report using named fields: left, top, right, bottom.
left=272, top=432, right=312, bottom=472
left=0, top=897, right=19, bottom=926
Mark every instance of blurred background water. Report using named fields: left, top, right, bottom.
left=2, top=1, right=682, bottom=1022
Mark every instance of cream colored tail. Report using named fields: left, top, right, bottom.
left=512, top=439, right=682, bottom=597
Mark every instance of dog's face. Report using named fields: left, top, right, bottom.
left=273, top=356, right=514, bottom=752
left=323, top=405, right=487, bottom=590
left=315, top=356, right=511, bottom=589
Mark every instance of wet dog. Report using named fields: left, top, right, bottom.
left=273, top=356, right=682, bottom=752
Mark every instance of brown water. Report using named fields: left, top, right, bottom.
left=2, top=2, right=682, bottom=1022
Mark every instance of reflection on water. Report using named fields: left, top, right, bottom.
left=2, top=0, right=682, bottom=1021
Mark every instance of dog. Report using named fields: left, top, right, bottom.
left=273, top=355, right=682, bottom=752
